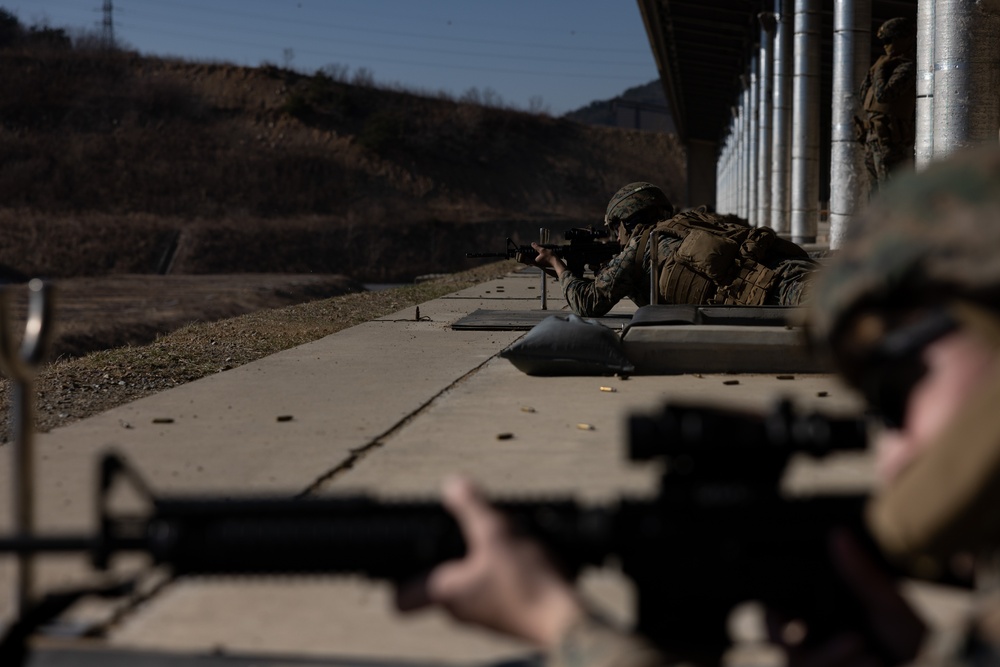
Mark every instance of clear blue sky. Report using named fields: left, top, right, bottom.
left=6, top=0, right=660, bottom=116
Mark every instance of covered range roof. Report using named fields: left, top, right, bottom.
left=637, top=0, right=918, bottom=146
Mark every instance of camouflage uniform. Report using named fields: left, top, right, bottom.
left=546, top=149, right=1000, bottom=667
left=560, top=215, right=816, bottom=318
left=560, top=230, right=680, bottom=317
left=558, top=182, right=817, bottom=317
left=858, top=17, right=916, bottom=194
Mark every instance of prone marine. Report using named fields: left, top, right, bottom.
left=520, top=182, right=817, bottom=317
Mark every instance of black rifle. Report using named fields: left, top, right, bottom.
left=0, top=400, right=910, bottom=666
left=467, top=227, right=621, bottom=278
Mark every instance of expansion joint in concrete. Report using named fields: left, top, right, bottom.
left=297, top=355, right=500, bottom=497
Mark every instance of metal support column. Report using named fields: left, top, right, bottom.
left=771, top=0, right=793, bottom=236
left=829, top=0, right=871, bottom=248
left=915, top=0, right=935, bottom=169
left=758, top=14, right=776, bottom=230
left=748, top=52, right=760, bottom=226
left=790, top=0, right=821, bottom=244
left=932, top=0, right=1000, bottom=158
left=741, top=82, right=751, bottom=220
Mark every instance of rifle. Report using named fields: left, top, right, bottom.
left=466, top=227, right=621, bottom=278
left=0, top=399, right=906, bottom=666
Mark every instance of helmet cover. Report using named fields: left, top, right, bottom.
left=605, top=182, right=674, bottom=227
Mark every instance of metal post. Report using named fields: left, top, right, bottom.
left=539, top=228, right=550, bottom=310
left=0, top=280, right=54, bottom=616
left=829, top=0, right=871, bottom=249
left=649, top=230, right=659, bottom=305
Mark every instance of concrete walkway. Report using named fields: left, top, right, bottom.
left=0, top=269, right=966, bottom=666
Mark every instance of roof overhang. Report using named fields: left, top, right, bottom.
left=638, top=0, right=918, bottom=147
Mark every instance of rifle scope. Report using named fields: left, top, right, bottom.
left=628, top=399, right=869, bottom=462
left=563, top=227, right=609, bottom=242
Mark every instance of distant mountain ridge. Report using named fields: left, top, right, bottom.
left=564, top=80, right=675, bottom=133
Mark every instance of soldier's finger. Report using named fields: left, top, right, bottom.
left=425, top=557, right=482, bottom=605
left=441, top=475, right=509, bottom=548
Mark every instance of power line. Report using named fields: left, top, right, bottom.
left=114, top=19, right=650, bottom=84
left=113, top=15, right=650, bottom=69
left=117, top=0, right=651, bottom=56
left=16, top=0, right=659, bottom=112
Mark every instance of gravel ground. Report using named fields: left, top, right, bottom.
left=0, top=262, right=516, bottom=441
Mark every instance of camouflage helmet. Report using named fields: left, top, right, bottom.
left=605, top=182, right=674, bottom=229
left=876, top=17, right=915, bottom=44
left=807, top=146, right=1000, bottom=354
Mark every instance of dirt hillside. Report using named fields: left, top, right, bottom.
left=0, top=35, right=686, bottom=283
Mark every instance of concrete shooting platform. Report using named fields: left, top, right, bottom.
left=0, top=267, right=972, bottom=666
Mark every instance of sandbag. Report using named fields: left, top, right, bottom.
left=500, top=314, right=634, bottom=376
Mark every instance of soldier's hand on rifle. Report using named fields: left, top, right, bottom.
left=523, top=242, right=568, bottom=280
left=395, top=476, right=584, bottom=648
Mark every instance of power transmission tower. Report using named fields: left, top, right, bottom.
left=101, top=0, right=114, bottom=48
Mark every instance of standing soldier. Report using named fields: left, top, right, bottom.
left=857, top=17, right=917, bottom=194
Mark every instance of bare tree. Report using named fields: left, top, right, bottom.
left=352, top=67, right=375, bottom=87
left=527, top=95, right=550, bottom=116
left=460, top=87, right=481, bottom=105
left=481, top=87, right=504, bottom=108
left=321, top=63, right=350, bottom=82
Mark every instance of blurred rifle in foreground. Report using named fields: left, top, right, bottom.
left=467, top=227, right=621, bottom=278
left=0, top=400, right=915, bottom=666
